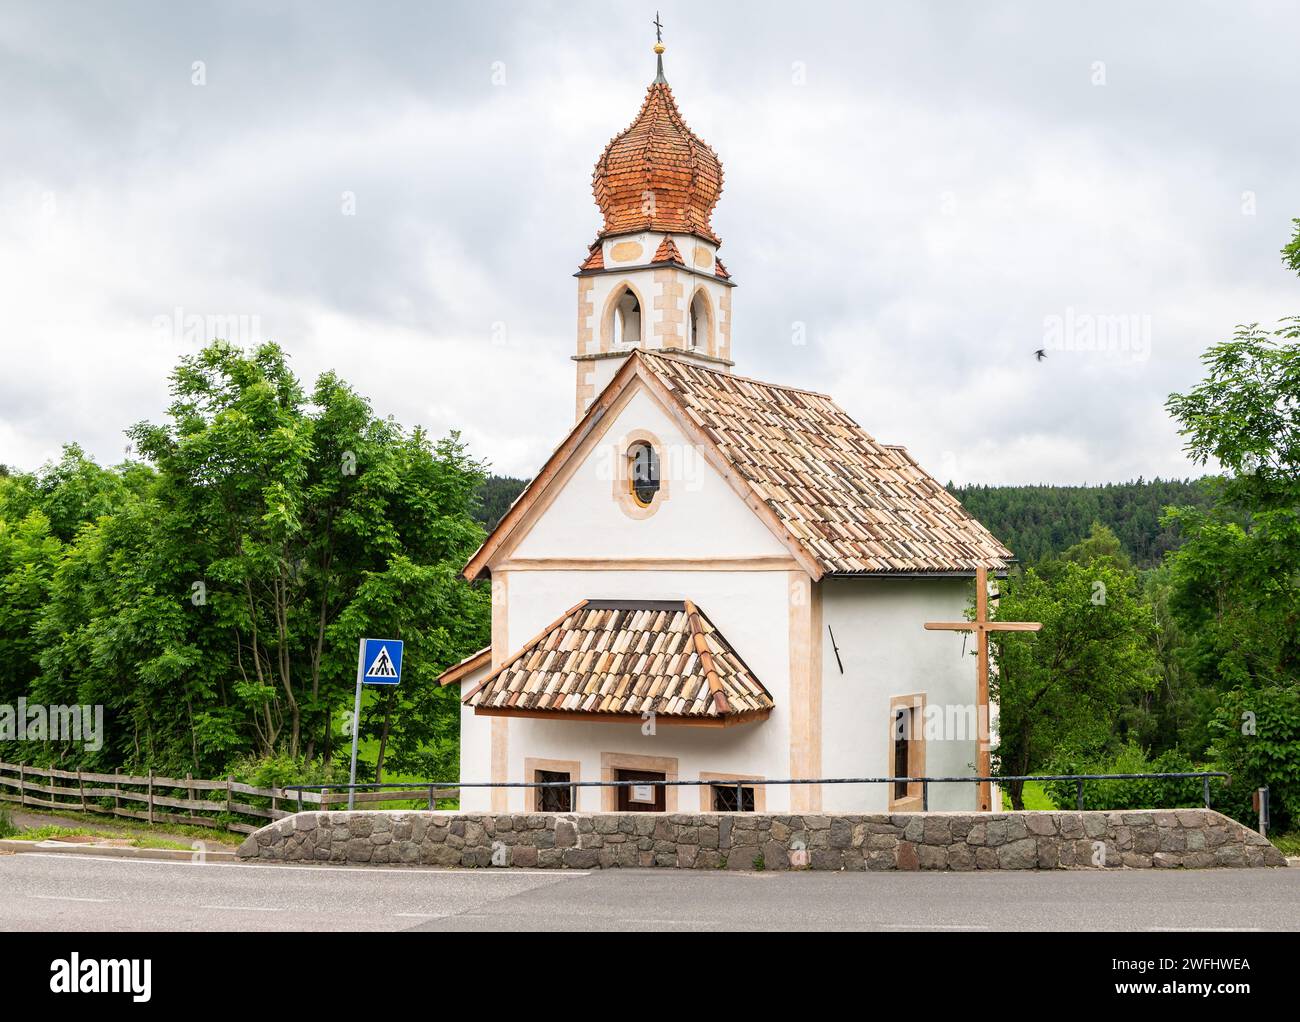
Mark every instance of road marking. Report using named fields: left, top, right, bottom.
left=395, top=912, right=444, bottom=918
left=13, top=853, right=590, bottom=878
left=1147, top=927, right=1261, bottom=932
left=877, top=923, right=989, bottom=930
left=200, top=905, right=281, bottom=912
left=32, top=895, right=113, bottom=903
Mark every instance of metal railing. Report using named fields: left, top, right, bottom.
left=282, top=771, right=1230, bottom=813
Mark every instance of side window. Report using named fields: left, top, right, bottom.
left=711, top=784, right=756, bottom=812
left=628, top=441, right=660, bottom=507
left=535, top=769, right=574, bottom=812
left=888, top=694, right=926, bottom=810
left=893, top=707, right=911, bottom=800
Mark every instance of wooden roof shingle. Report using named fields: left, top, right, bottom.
left=464, top=600, right=773, bottom=725
left=640, top=352, right=1013, bottom=575
left=591, top=78, right=723, bottom=245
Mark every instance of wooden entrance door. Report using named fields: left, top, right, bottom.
left=616, top=769, right=666, bottom=812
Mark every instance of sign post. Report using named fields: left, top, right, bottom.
left=348, top=638, right=405, bottom=810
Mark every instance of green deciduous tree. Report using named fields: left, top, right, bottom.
left=990, top=559, right=1159, bottom=809
left=5, top=341, right=489, bottom=779
left=1164, top=311, right=1300, bottom=827
left=1283, top=218, right=1300, bottom=278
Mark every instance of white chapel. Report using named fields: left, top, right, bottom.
left=437, top=38, right=1013, bottom=816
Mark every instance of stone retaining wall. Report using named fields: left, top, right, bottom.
left=239, top=809, right=1285, bottom=870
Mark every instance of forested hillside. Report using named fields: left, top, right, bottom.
left=473, top=475, right=529, bottom=530
left=474, top=474, right=1218, bottom=569
left=947, top=478, right=1220, bottom=567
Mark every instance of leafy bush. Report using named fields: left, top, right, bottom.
left=1207, top=686, right=1300, bottom=833
left=1042, top=743, right=1206, bottom=810
left=225, top=753, right=350, bottom=791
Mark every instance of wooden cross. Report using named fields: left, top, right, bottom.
left=924, top=566, right=1040, bottom=812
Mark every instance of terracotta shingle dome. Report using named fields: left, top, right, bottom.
left=591, top=71, right=724, bottom=245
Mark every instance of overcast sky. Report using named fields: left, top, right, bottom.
left=2, top=1, right=1297, bottom=485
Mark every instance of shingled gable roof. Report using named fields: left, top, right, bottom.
left=461, top=350, right=1011, bottom=581
left=638, top=352, right=1013, bottom=575
left=652, top=236, right=685, bottom=265
left=463, top=599, right=774, bottom=726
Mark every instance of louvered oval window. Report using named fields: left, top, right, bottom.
left=628, top=441, right=660, bottom=507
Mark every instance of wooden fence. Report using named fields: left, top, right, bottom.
left=0, top=761, right=457, bottom=836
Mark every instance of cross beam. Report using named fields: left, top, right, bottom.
left=923, top=566, right=1041, bottom=811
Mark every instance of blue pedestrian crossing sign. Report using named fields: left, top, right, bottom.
left=358, top=638, right=403, bottom=686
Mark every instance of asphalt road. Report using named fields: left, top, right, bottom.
left=2, top=851, right=1297, bottom=931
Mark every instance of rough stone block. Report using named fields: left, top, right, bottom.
left=866, top=850, right=896, bottom=871
left=829, top=818, right=854, bottom=849
left=922, top=817, right=951, bottom=845
left=810, top=848, right=843, bottom=871
left=563, top=848, right=598, bottom=869
left=948, top=844, right=975, bottom=871
left=997, top=837, right=1037, bottom=869
left=1025, top=814, right=1056, bottom=836
left=1081, top=813, right=1107, bottom=838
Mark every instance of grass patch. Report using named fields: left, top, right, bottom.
left=1001, top=780, right=1056, bottom=810
left=347, top=716, right=458, bottom=810
left=10, top=823, right=194, bottom=850
left=1269, top=831, right=1300, bottom=857
left=5, top=809, right=242, bottom=846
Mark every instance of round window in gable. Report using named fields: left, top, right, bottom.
left=628, top=441, right=660, bottom=507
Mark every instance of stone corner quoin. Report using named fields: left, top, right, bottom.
left=238, top=808, right=1285, bottom=871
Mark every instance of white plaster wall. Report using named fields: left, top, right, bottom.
left=512, top=387, right=790, bottom=562
left=591, top=355, right=624, bottom=397
left=819, top=577, right=981, bottom=813
left=457, top=665, right=493, bottom=812
left=490, top=566, right=794, bottom=812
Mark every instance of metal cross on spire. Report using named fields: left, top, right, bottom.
left=652, top=11, right=667, bottom=83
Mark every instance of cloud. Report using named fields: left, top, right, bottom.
left=1, top=0, right=1297, bottom=483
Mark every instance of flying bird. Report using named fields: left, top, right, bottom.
left=1034, top=348, right=1047, bottom=361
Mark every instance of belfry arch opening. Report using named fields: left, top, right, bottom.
left=612, top=287, right=642, bottom=346
left=689, top=289, right=712, bottom=352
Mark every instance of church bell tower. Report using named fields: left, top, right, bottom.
left=572, top=24, right=736, bottom=419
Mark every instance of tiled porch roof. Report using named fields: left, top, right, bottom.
left=464, top=600, right=773, bottom=726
